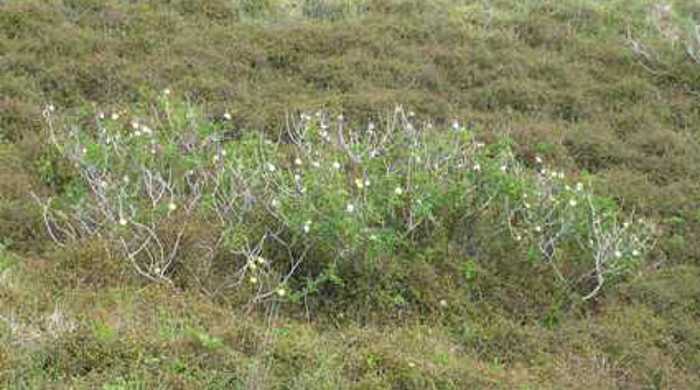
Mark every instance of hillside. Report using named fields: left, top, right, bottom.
left=1, top=0, right=699, bottom=388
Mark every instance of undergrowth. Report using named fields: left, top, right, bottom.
left=1, top=0, right=699, bottom=388
left=35, top=97, right=654, bottom=307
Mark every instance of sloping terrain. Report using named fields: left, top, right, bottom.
left=1, top=0, right=699, bottom=388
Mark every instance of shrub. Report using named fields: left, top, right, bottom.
left=33, top=95, right=655, bottom=307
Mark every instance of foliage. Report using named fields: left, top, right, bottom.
left=1, top=0, right=700, bottom=387
left=34, top=97, right=654, bottom=305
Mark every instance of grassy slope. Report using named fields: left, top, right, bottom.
left=1, top=0, right=699, bottom=388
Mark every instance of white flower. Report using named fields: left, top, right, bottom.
left=100, top=180, right=108, bottom=188
left=223, top=112, right=232, bottom=121
left=163, top=88, right=171, bottom=96
left=249, top=276, right=258, bottom=284
left=475, top=142, right=485, bottom=148
left=333, top=161, right=341, bottom=170
left=311, top=161, right=320, bottom=168
left=337, top=114, right=344, bottom=121
left=221, top=150, right=227, bottom=157
left=213, top=155, right=220, bottom=162
left=632, top=249, right=640, bottom=257
left=558, top=171, right=565, bottom=179
left=623, top=222, right=630, bottom=229
left=368, top=122, right=375, bottom=131
left=535, top=156, right=543, bottom=164
left=569, top=199, right=577, bottom=207
left=248, top=262, right=257, bottom=271
left=154, top=267, right=161, bottom=274
left=256, top=256, right=267, bottom=265
left=131, top=121, right=139, bottom=130
left=168, top=202, right=177, bottom=211
left=439, top=299, right=448, bottom=308
left=47, top=104, right=55, bottom=112
left=355, top=178, right=364, bottom=189
left=276, top=288, right=286, bottom=297
left=394, top=187, right=403, bottom=196
left=524, top=202, right=531, bottom=209
left=123, top=176, right=130, bottom=184
left=576, top=182, right=584, bottom=192
left=119, top=218, right=128, bottom=226
left=271, top=199, right=280, bottom=208
left=452, top=121, right=460, bottom=130
left=134, top=130, right=141, bottom=137
left=473, top=163, right=481, bottom=172
left=294, top=158, right=303, bottom=166
left=97, top=112, right=105, bottom=120
left=500, top=165, right=507, bottom=172
left=364, top=179, right=371, bottom=187
left=346, top=203, right=355, bottom=213
left=408, top=362, right=416, bottom=368
left=515, top=234, right=522, bottom=242
left=614, top=250, right=622, bottom=259
left=266, top=163, right=276, bottom=173
left=320, top=130, right=329, bottom=138
left=303, top=220, right=312, bottom=233
left=535, top=226, right=542, bottom=233
left=141, top=126, right=153, bottom=135
left=408, top=111, right=415, bottom=117
left=111, top=112, right=120, bottom=120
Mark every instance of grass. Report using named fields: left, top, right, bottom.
left=1, top=0, right=700, bottom=388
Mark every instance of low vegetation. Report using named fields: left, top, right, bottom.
left=1, top=0, right=699, bottom=388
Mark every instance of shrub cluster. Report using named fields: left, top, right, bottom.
left=34, top=93, right=655, bottom=306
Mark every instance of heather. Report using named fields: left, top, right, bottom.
left=1, top=1, right=699, bottom=388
